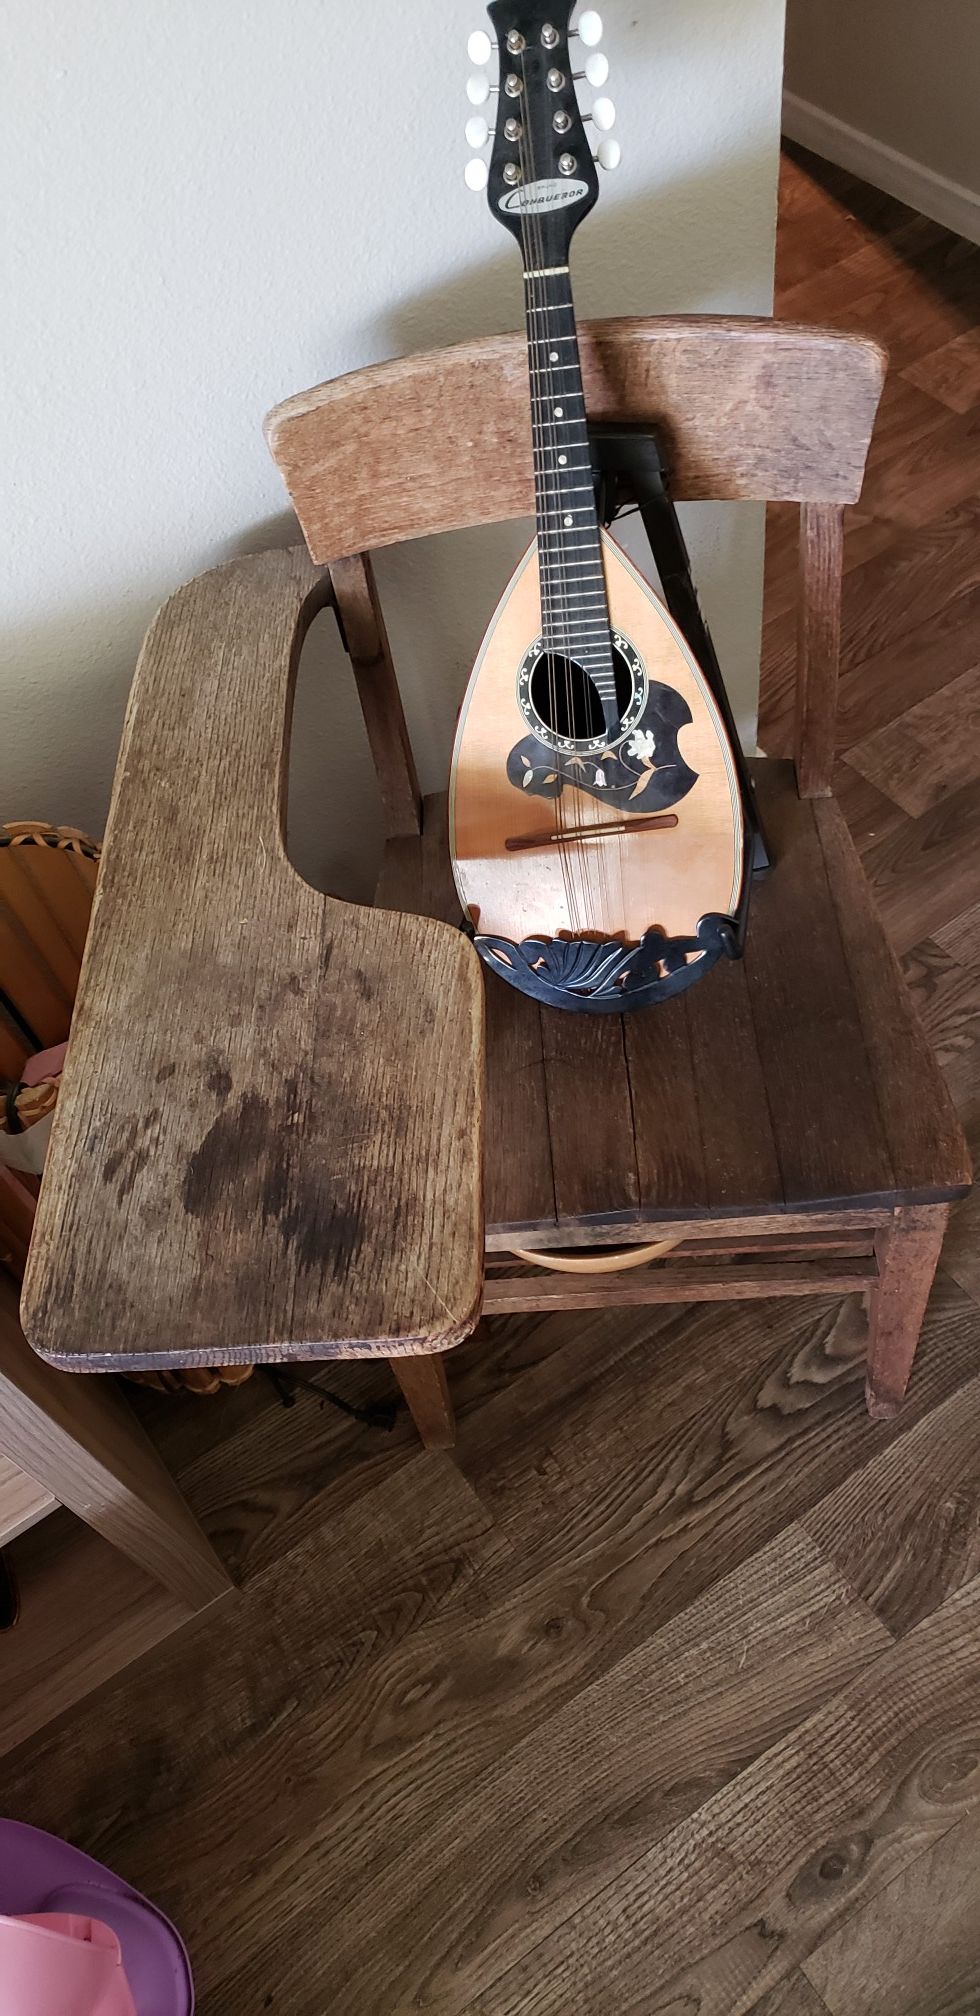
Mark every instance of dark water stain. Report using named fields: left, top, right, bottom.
left=282, top=1198, right=364, bottom=1276
left=183, top=1091, right=270, bottom=1218
left=207, top=1066, right=233, bottom=1101
left=103, top=1118, right=139, bottom=1186
left=155, top=1062, right=176, bottom=1084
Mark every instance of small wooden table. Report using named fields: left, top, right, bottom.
left=20, top=549, right=486, bottom=1450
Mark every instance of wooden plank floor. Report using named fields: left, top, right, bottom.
left=3, top=145, right=980, bottom=2013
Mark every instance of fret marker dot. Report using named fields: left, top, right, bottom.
left=558, top=453, right=567, bottom=465
left=554, top=405, right=563, bottom=417
left=549, top=350, right=559, bottom=362
left=564, top=513, right=574, bottom=526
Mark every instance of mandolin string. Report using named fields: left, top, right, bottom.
left=516, top=49, right=580, bottom=933
left=516, top=92, right=573, bottom=931
left=521, top=55, right=580, bottom=931
left=519, top=42, right=590, bottom=935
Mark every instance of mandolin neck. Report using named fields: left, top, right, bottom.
left=522, top=264, right=616, bottom=719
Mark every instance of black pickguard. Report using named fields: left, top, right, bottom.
left=506, top=677, right=698, bottom=813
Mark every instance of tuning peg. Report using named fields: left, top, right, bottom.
left=583, top=50, right=609, bottom=85
left=465, top=113, right=491, bottom=148
left=466, top=70, right=493, bottom=104
left=591, top=96, right=616, bottom=131
left=464, top=156, right=490, bottom=191
left=595, top=134, right=621, bottom=169
left=574, top=10, right=603, bottom=46
left=467, top=28, right=495, bottom=65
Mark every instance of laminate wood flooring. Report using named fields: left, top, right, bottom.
left=3, top=143, right=979, bottom=2014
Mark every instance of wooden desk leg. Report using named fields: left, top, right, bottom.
left=390, top=1354, right=455, bottom=1450
left=866, top=1204, right=950, bottom=1421
left=1, top=1275, right=231, bottom=1611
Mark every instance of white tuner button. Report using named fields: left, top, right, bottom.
left=596, top=134, right=621, bottom=169
left=592, top=95, right=616, bottom=131
left=466, top=70, right=491, bottom=104
left=464, top=156, right=490, bottom=190
left=577, top=10, right=603, bottom=46
left=584, top=50, right=609, bottom=85
left=467, top=28, right=494, bottom=65
left=465, top=113, right=490, bottom=147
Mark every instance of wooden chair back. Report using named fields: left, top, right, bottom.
left=266, top=315, right=887, bottom=818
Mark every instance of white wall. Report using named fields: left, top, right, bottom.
left=2, top=0, right=786, bottom=902
left=784, top=0, right=980, bottom=243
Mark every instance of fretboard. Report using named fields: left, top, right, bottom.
left=522, top=265, right=616, bottom=720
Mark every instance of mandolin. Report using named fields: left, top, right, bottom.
left=449, top=0, right=747, bottom=1013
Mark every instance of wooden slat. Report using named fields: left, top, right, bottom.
left=623, top=989, right=706, bottom=1211
left=266, top=319, right=886, bottom=561
left=626, top=944, right=785, bottom=1217
left=686, top=951, right=786, bottom=1208
left=543, top=1012, right=639, bottom=1222
left=376, top=796, right=556, bottom=1235
left=795, top=502, right=844, bottom=795
left=484, top=1231, right=876, bottom=1268
left=21, top=550, right=486, bottom=1370
left=328, top=551, right=422, bottom=839
left=482, top=1258, right=877, bottom=1315
left=484, top=1206, right=892, bottom=1249
left=484, top=975, right=555, bottom=1232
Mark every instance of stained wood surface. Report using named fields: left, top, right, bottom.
left=266, top=317, right=886, bottom=560
left=383, top=758, right=969, bottom=1238
left=2, top=147, right=979, bottom=2016
left=21, top=547, right=485, bottom=1369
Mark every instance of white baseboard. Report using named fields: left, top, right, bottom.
left=782, top=90, right=980, bottom=246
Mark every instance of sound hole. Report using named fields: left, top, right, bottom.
left=528, top=646, right=634, bottom=742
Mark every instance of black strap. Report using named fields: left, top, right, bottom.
left=589, top=424, right=769, bottom=878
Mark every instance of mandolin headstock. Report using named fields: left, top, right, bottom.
left=465, top=3, right=618, bottom=265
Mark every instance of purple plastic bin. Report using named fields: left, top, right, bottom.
left=0, top=1820, right=193, bottom=2015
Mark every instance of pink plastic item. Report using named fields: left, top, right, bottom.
left=0, top=1911, right=137, bottom=2015
left=0, top=1820, right=193, bottom=2014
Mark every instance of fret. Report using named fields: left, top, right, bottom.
left=540, top=620, right=615, bottom=635
left=523, top=266, right=614, bottom=695
left=539, top=564, right=605, bottom=577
